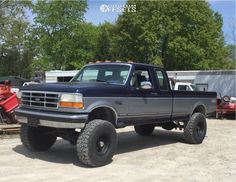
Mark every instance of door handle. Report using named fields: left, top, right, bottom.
left=150, top=92, right=157, bottom=96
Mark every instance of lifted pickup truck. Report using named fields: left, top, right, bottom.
left=16, top=62, right=216, bottom=167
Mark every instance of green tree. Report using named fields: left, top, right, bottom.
left=222, top=44, right=236, bottom=69
left=114, top=0, right=228, bottom=70
left=0, top=0, right=32, bottom=78
left=226, top=44, right=236, bottom=61
left=94, top=22, right=115, bottom=61
left=68, top=23, right=99, bottom=69
left=32, top=0, right=96, bottom=70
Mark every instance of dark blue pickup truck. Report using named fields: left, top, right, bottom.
left=16, top=62, right=216, bottom=167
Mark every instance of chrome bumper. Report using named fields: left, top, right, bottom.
left=15, top=108, right=87, bottom=129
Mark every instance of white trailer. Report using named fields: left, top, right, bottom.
left=45, top=70, right=78, bottom=83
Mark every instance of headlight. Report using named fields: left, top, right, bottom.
left=17, top=90, right=22, bottom=99
left=59, top=93, right=84, bottom=109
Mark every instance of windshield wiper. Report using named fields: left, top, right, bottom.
left=96, top=79, right=109, bottom=84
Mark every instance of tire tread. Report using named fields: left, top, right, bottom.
left=20, top=124, right=57, bottom=151
left=76, top=119, right=117, bottom=167
left=184, top=113, right=207, bottom=144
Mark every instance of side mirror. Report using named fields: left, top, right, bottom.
left=140, top=81, right=152, bottom=89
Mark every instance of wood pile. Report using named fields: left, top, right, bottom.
left=0, top=124, right=20, bottom=134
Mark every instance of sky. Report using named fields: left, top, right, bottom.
left=85, top=0, right=236, bottom=44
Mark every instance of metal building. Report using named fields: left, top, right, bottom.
left=167, top=70, right=236, bottom=97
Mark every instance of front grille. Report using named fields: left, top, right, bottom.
left=21, top=91, right=60, bottom=109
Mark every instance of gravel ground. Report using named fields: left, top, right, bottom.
left=0, top=119, right=235, bottom=182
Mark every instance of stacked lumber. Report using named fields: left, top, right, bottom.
left=0, top=124, right=20, bottom=134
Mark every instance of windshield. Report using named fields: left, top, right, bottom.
left=71, top=64, right=131, bottom=85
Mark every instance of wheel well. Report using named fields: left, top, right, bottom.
left=88, top=107, right=117, bottom=126
left=192, top=105, right=206, bottom=116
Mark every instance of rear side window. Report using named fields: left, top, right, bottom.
left=155, top=69, right=168, bottom=91
left=105, top=71, right=113, bottom=76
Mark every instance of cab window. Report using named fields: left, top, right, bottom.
left=130, top=68, right=152, bottom=88
left=155, top=69, right=169, bottom=91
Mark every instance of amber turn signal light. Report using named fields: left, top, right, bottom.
left=59, top=102, right=84, bottom=109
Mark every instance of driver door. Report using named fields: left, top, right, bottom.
left=127, top=66, right=158, bottom=118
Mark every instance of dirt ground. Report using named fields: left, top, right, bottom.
left=0, top=119, right=235, bottom=182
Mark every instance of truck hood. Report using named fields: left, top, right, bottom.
left=21, top=82, right=126, bottom=97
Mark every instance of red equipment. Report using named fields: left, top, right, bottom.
left=216, top=96, right=236, bottom=119
left=0, top=81, right=19, bottom=124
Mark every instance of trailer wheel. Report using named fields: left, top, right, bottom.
left=184, top=113, right=207, bottom=144
left=20, top=124, right=57, bottom=151
left=76, top=119, right=117, bottom=167
left=134, top=124, right=154, bottom=136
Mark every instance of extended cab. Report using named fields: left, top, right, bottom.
left=16, top=63, right=216, bottom=167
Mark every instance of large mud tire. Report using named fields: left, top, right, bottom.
left=184, top=113, right=207, bottom=144
left=20, top=124, right=57, bottom=151
left=77, top=120, right=117, bottom=167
